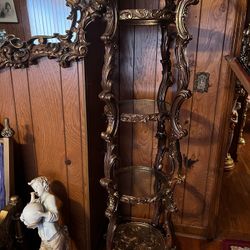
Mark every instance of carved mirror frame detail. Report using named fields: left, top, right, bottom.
left=0, top=0, right=107, bottom=69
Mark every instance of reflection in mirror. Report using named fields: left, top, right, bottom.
left=27, top=0, right=70, bottom=37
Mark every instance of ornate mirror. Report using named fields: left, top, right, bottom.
left=0, top=0, right=105, bottom=69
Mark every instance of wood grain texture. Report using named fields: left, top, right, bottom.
left=218, top=114, right=250, bottom=240
left=77, top=61, right=91, bottom=250
left=176, top=236, right=222, bottom=250
left=11, top=68, right=38, bottom=191
left=206, top=0, right=248, bottom=237
left=118, top=0, right=135, bottom=218
left=173, top=0, right=202, bottom=226
left=0, top=68, right=17, bottom=136
left=27, top=60, right=70, bottom=237
left=131, top=0, right=158, bottom=219
left=181, top=0, right=229, bottom=227
left=60, top=64, right=86, bottom=250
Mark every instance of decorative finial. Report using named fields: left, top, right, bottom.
left=1, top=118, right=14, bottom=138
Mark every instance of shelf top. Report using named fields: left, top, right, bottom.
left=119, top=99, right=170, bottom=123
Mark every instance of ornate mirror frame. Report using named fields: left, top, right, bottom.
left=0, top=0, right=107, bottom=69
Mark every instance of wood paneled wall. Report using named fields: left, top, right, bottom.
left=0, top=2, right=105, bottom=250
left=0, top=0, right=247, bottom=248
left=0, top=26, right=106, bottom=250
left=118, top=0, right=247, bottom=238
left=0, top=61, right=90, bottom=249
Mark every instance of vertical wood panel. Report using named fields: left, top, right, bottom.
left=60, top=64, right=86, bottom=250
left=173, top=0, right=202, bottom=225
left=128, top=0, right=159, bottom=220
left=0, top=68, right=18, bottom=196
left=182, top=0, right=229, bottom=226
left=119, top=0, right=135, bottom=218
left=0, top=68, right=17, bottom=135
left=11, top=68, right=37, bottom=186
left=77, top=61, right=91, bottom=250
left=27, top=58, right=69, bottom=236
left=205, top=0, right=247, bottom=236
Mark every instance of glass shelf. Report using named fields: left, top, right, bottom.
left=119, top=99, right=170, bottom=123
left=114, top=166, right=169, bottom=204
left=113, top=222, right=167, bottom=250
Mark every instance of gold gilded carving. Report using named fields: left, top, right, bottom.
left=1, top=118, right=14, bottom=138
left=113, top=222, right=167, bottom=250
left=119, top=9, right=174, bottom=22
left=98, top=0, right=199, bottom=249
left=239, top=23, right=250, bottom=73
left=0, top=1, right=106, bottom=69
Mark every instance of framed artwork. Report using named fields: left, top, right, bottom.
left=0, top=0, right=18, bottom=23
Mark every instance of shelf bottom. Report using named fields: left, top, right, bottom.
left=113, top=222, right=166, bottom=250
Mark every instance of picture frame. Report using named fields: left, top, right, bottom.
left=0, top=0, right=18, bottom=23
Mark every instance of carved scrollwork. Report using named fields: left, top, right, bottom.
left=120, top=113, right=161, bottom=123
left=113, top=222, right=166, bottom=250
left=0, top=0, right=106, bottom=69
left=100, top=177, right=119, bottom=249
left=170, top=0, right=198, bottom=139
left=176, top=0, right=199, bottom=41
left=99, top=0, right=119, bottom=183
left=1, top=118, right=14, bottom=138
left=100, top=178, right=119, bottom=219
left=170, top=90, right=192, bottom=139
left=239, top=23, right=250, bottom=73
left=119, top=9, right=174, bottom=22
left=175, top=0, right=199, bottom=91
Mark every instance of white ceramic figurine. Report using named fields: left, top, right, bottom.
left=20, top=176, right=69, bottom=250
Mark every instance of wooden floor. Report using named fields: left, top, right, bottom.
left=217, top=111, right=250, bottom=241
left=176, top=111, right=250, bottom=249
left=176, top=236, right=222, bottom=250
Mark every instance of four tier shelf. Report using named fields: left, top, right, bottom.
left=98, top=0, right=198, bottom=249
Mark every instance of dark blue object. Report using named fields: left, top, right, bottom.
left=0, top=143, right=5, bottom=210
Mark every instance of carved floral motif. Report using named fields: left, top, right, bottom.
left=0, top=0, right=106, bottom=69
left=239, top=23, right=250, bottom=73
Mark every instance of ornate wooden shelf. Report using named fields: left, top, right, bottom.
left=119, top=99, right=170, bottom=123
left=98, top=0, right=199, bottom=249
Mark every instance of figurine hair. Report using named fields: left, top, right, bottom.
left=28, top=176, right=50, bottom=192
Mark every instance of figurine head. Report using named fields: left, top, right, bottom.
left=28, top=176, right=49, bottom=197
